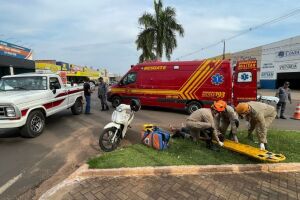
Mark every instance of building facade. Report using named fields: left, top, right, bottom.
left=0, top=40, right=35, bottom=78
left=260, top=36, right=300, bottom=89
left=209, top=35, right=300, bottom=90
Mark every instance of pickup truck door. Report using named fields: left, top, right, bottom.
left=233, top=60, right=257, bottom=105
left=46, top=76, right=69, bottom=114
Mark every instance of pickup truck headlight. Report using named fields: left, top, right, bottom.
left=5, top=107, right=16, bottom=117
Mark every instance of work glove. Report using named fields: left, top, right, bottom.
left=233, top=135, right=239, bottom=143
left=218, top=141, right=224, bottom=147
left=260, top=143, right=265, bottom=151
left=234, top=119, right=239, bottom=128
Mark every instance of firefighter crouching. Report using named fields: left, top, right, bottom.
left=186, top=102, right=225, bottom=150
left=235, top=101, right=277, bottom=150
left=214, top=100, right=240, bottom=143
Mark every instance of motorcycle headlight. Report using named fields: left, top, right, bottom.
left=5, top=107, right=16, bottom=117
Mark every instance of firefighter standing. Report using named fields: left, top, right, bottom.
left=186, top=102, right=226, bottom=150
left=235, top=101, right=276, bottom=150
left=214, top=100, right=240, bottom=143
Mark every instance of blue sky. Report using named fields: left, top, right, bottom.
left=0, top=0, right=300, bottom=74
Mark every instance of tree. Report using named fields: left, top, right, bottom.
left=136, top=0, right=184, bottom=62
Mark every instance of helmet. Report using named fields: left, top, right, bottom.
left=212, top=100, right=227, bottom=112
left=130, top=99, right=141, bottom=112
left=235, top=103, right=250, bottom=115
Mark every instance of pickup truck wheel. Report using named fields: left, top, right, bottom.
left=21, top=110, right=45, bottom=138
left=112, top=96, right=122, bottom=108
left=71, top=99, right=83, bottom=115
left=186, top=101, right=202, bottom=114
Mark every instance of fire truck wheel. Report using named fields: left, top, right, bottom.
left=112, top=96, right=122, bottom=108
left=186, top=101, right=202, bottom=114
left=71, top=98, right=83, bottom=115
left=20, top=110, right=45, bottom=138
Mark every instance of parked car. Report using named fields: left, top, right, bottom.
left=0, top=73, right=84, bottom=137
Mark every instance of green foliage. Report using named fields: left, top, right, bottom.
left=136, top=0, right=184, bottom=62
left=88, top=130, right=300, bottom=169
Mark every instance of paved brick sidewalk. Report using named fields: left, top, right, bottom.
left=54, top=172, right=300, bottom=200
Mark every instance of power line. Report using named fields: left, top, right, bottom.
left=176, top=7, right=300, bottom=60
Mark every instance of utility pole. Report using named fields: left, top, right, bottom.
left=222, top=40, right=226, bottom=59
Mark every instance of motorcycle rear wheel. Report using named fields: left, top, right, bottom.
left=99, top=127, right=121, bottom=152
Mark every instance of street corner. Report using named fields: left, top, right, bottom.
left=39, top=162, right=300, bottom=199
left=40, top=164, right=300, bottom=200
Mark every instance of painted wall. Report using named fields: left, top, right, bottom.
left=260, top=36, right=300, bottom=89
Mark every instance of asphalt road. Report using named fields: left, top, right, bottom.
left=0, top=93, right=299, bottom=200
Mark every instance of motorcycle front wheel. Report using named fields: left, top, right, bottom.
left=99, top=127, right=121, bottom=152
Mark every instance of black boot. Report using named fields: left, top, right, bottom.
left=101, top=105, right=105, bottom=111
left=206, top=140, right=213, bottom=149
left=264, top=143, right=269, bottom=151
left=206, top=141, right=220, bottom=152
left=105, top=105, right=109, bottom=110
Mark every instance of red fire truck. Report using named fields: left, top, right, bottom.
left=108, top=59, right=257, bottom=114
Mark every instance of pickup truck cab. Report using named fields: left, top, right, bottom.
left=0, top=73, right=84, bottom=137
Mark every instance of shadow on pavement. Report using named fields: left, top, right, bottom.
left=141, top=105, right=187, bottom=115
left=0, top=128, right=21, bottom=138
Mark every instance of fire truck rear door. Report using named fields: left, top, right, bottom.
left=233, top=60, right=257, bottom=105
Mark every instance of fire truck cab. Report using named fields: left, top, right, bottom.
left=108, top=59, right=257, bottom=114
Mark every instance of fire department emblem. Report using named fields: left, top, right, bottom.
left=211, top=73, right=224, bottom=85
left=238, top=72, right=252, bottom=82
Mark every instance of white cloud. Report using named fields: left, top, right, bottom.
left=0, top=0, right=300, bottom=74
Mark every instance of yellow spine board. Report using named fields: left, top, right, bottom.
left=222, top=139, right=286, bottom=163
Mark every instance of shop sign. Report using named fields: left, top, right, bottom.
left=279, top=64, right=298, bottom=71
left=262, top=63, right=275, bottom=69
left=277, top=49, right=300, bottom=58
left=260, top=71, right=274, bottom=79
left=0, top=40, right=32, bottom=59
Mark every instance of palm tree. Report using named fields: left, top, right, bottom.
left=136, top=0, right=184, bottom=62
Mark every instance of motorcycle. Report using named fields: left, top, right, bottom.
left=99, top=99, right=141, bottom=152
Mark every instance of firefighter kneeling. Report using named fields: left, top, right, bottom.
left=214, top=100, right=240, bottom=143
left=186, top=101, right=226, bottom=150
left=235, top=101, right=277, bottom=150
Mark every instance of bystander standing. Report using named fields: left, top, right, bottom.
left=84, top=80, right=92, bottom=114
left=275, top=81, right=292, bottom=119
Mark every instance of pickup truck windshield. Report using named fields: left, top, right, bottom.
left=0, top=76, right=47, bottom=91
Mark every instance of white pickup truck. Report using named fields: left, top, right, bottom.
left=0, top=73, right=84, bottom=137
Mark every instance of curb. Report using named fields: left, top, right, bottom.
left=80, top=163, right=300, bottom=177
left=39, top=163, right=300, bottom=200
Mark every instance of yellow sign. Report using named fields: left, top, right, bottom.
left=36, top=62, right=100, bottom=78
left=36, top=63, right=61, bottom=72
left=202, top=91, right=225, bottom=98
left=237, top=60, right=257, bottom=70
left=66, top=71, right=100, bottom=77
left=143, top=66, right=166, bottom=71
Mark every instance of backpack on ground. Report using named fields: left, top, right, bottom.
left=141, top=126, right=170, bottom=150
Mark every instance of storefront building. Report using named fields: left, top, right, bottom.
left=209, top=35, right=300, bottom=90
left=0, top=40, right=34, bottom=78
left=260, top=36, right=300, bottom=89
